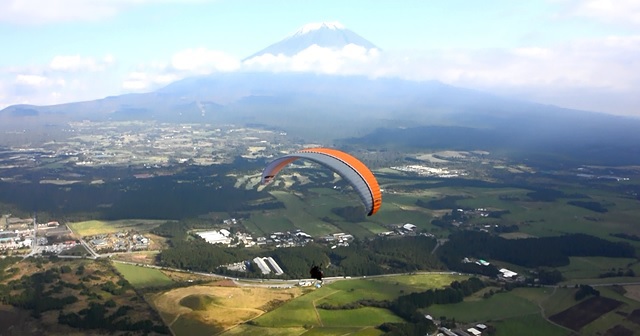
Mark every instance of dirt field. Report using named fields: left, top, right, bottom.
left=499, top=232, right=538, bottom=239
left=624, top=285, right=640, bottom=303
left=150, top=284, right=303, bottom=334
left=604, top=325, right=634, bottom=336
left=627, top=309, right=640, bottom=326
left=549, top=296, right=623, bottom=331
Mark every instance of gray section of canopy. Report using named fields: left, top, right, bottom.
left=261, top=152, right=374, bottom=215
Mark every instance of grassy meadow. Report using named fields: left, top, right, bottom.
left=151, top=284, right=303, bottom=336
left=241, top=274, right=468, bottom=334
left=113, top=262, right=174, bottom=288
left=68, top=219, right=168, bottom=236
left=557, top=257, right=640, bottom=281
left=241, top=170, right=640, bottom=256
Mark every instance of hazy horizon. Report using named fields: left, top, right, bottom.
left=1, top=0, right=639, bottom=117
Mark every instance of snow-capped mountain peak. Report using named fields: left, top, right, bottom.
left=244, top=21, right=378, bottom=60
left=292, top=21, right=346, bottom=36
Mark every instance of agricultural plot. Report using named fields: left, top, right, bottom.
left=221, top=325, right=307, bottom=335
left=68, top=219, right=168, bottom=236
left=318, top=275, right=467, bottom=308
left=113, top=262, right=173, bottom=288
left=265, top=191, right=342, bottom=236
left=557, top=257, right=639, bottom=281
left=549, top=296, right=623, bottom=331
left=578, top=286, right=640, bottom=335
left=370, top=273, right=467, bottom=290
left=300, top=326, right=381, bottom=336
left=390, top=179, right=640, bottom=248
left=318, top=307, right=404, bottom=327
left=151, top=284, right=302, bottom=336
left=253, top=287, right=326, bottom=328
left=492, top=314, right=570, bottom=336
left=502, top=191, right=640, bottom=242
left=425, top=289, right=540, bottom=322
left=251, top=274, right=467, bottom=334
left=539, top=288, right=579, bottom=317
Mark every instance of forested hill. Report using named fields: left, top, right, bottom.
left=438, top=231, right=636, bottom=271
left=156, top=228, right=442, bottom=278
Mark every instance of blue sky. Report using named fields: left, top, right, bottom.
left=1, top=0, right=639, bottom=116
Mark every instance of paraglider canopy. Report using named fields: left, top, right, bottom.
left=261, top=147, right=382, bottom=216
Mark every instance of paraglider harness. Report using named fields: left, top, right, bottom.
left=310, top=263, right=324, bottom=287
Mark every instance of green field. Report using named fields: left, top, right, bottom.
left=68, top=219, right=168, bottom=236
left=247, top=274, right=469, bottom=334
left=245, top=187, right=443, bottom=239
left=221, top=325, right=307, bottom=336
left=318, top=307, right=404, bottom=327
left=426, top=287, right=572, bottom=335
left=113, top=262, right=174, bottom=288
left=493, top=315, right=569, bottom=336
left=248, top=174, right=640, bottom=242
left=254, top=287, right=326, bottom=328
left=301, top=326, right=381, bottom=336
left=172, top=313, right=223, bottom=336
left=558, top=257, right=640, bottom=281
left=425, top=289, right=541, bottom=322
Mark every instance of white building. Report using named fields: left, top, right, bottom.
left=499, top=268, right=518, bottom=278
left=266, top=257, right=284, bottom=275
left=403, top=223, right=417, bottom=231
left=467, top=327, right=482, bottom=336
left=253, top=257, right=271, bottom=274
left=197, top=230, right=232, bottom=245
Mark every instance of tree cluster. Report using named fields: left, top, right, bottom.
left=316, top=277, right=485, bottom=335
left=329, top=236, right=443, bottom=277
left=610, top=233, right=640, bottom=242
left=331, top=206, right=366, bottom=222
left=567, top=201, right=609, bottom=213
left=599, top=268, right=635, bottom=278
left=0, top=268, right=78, bottom=318
left=159, top=235, right=442, bottom=279
left=58, top=302, right=169, bottom=334
left=157, top=237, right=250, bottom=272
left=532, top=268, right=564, bottom=285
left=574, top=284, right=600, bottom=301
left=438, top=231, right=635, bottom=269
left=415, top=195, right=468, bottom=210
left=390, top=277, right=486, bottom=321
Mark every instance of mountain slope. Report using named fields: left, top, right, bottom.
left=2, top=21, right=640, bottom=165
left=244, top=22, right=378, bottom=60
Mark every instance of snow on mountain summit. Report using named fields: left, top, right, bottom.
left=244, top=22, right=378, bottom=60
left=293, top=21, right=346, bottom=35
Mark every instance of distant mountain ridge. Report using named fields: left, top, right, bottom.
left=244, top=21, right=379, bottom=60
left=2, top=23, right=640, bottom=165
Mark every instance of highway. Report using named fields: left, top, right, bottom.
left=64, top=223, right=99, bottom=258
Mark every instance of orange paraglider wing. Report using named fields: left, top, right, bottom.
left=261, top=147, right=382, bottom=216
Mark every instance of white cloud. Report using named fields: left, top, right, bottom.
left=244, top=44, right=381, bottom=75
left=1, top=59, right=120, bottom=109
left=122, top=72, right=150, bottom=90
left=120, top=48, right=241, bottom=91
left=50, top=54, right=113, bottom=72
left=3, top=35, right=640, bottom=117
left=242, top=35, right=640, bottom=116
left=171, top=48, right=241, bottom=73
left=1, top=0, right=120, bottom=24
left=569, top=0, right=640, bottom=25
left=396, top=35, right=640, bottom=115
left=122, top=71, right=179, bottom=90
left=15, top=74, right=49, bottom=86
left=0, top=0, right=212, bottom=24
